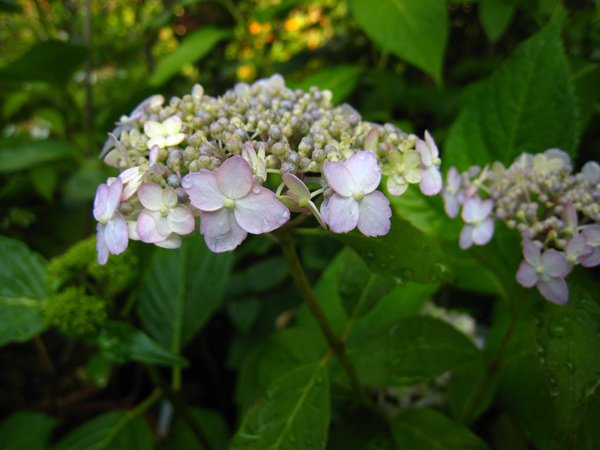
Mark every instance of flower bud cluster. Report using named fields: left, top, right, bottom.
left=443, top=149, right=600, bottom=304
left=95, top=74, right=443, bottom=261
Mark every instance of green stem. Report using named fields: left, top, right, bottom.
left=459, top=289, right=527, bottom=424
left=146, top=365, right=215, bottom=450
left=278, top=229, right=387, bottom=421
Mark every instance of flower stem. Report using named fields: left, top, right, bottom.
left=278, top=229, right=387, bottom=421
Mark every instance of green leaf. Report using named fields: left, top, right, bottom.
left=29, top=166, right=58, bottom=201
left=287, top=65, right=362, bottom=105
left=570, top=60, right=600, bottom=134
left=337, top=247, right=396, bottom=320
left=0, top=139, right=77, bottom=173
left=449, top=358, right=497, bottom=424
left=0, top=41, right=87, bottom=86
left=230, top=362, right=330, bottom=450
left=0, top=411, right=60, bottom=450
left=235, top=328, right=327, bottom=415
left=0, top=236, right=48, bottom=347
left=87, top=353, right=112, bottom=388
left=445, top=22, right=579, bottom=171
left=391, top=408, right=490, bottom=450
left=349, top=0, right=448, bottom=84
left=348, top=316, right=480, bottom=386
left=573, top=392, right=600, bottom=450
left=479, top=0, right=515, bottom=42
left=535, top=271, right=600, bottom=449
left=52, top=410, right=153, bottom=450
left=137, top=234, right=233, bottom=352
left=164, top=407, right=230, bottom=450
left=149, top=28, right=231, bottom=86
left=97, top=321, right=188, bottom=367
left=331, top=216, right=452, bottom=284
left=0, top=0, right=21, bottom=13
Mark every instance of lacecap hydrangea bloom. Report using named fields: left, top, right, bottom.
left=94, top=74, right=443, bottom=262
left=443, top=149, right=600, bottom=304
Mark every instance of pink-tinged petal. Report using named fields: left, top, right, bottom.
left=419, top=166, right=442, bottom=196
left=343, top=151, right=381, bottom=194
left=104, top=214, right=128, bottom=255
left=200, top=208, right=248, bottom=253
left=93, top=184, right=108, bottom=221
left=327, top=194, right=359, bottom=233
left=459, top=224, right=474, bottom=249
left=167, top=206, right=195, bottom=235
left=105, top=178, right=123, bottom=217
left=165, top=133, right=185, bottom=147
left=537, top=277, right=569, bottom=305
left=154, top=233, right=182, bottom=249
left=416, top=138, right=433, bottom=166
left=283, top=173, right=310, bottom=199
left=162, top=187, right=178, bottom=208
left=96, top=225, right=109, bottom=265
left=364, top=127, right=379, bottom=151
left=443, top=191, right=460, bottom=218
left=149, top=145, right=159, bottom=165
left=119, top=167, right=141, bottom=184
left=138, top=182, right=165, bottom=210
left=323, top=161, right=354, bottom=197
left=581, top=249, right=600, bottom=267
left=541, top=249, right=568, bottom=277
left=565, top=234, right=592, bottom=263
left=583, top=225, right=600, bottom=245
left=356, top=191, right=391, bottom=237
left=216, top=156, right=253, bottom=199
left=144, top=121, right=164, bottom=138
left=137, top=210, right=170, bottom=243
left=472, top=218, right=494, bottom=245
left=522, top=240, right=541, bottom=267
left=279, top=194, right=310, bottom=213
left=461, top=198, right=481, bottom=223
left=424, top=131, right=438, bottom=158
left=234, top=187, right=290, bottom=233
left=516, top=261, right=539, bottom=287
left=320, top=198, right=329, bottom=225
left=127, top=220, right=140, bottom=240
left=182, top=171, right=225, bottom=211
left=563, top=202, right=578, bottom=230
left=478, top=199, right=494, bottom=221
left=307, top=201, right=327, bottom=229
left=163, top=116, right=182, bottom=134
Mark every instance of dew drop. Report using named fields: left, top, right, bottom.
left=565, top=361, right=575, bottom=373
left=252, top=185, right=261, bottom=194
left=548, top=316, right=572, bottom=338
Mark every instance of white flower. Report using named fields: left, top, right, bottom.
left=93, top=178, right=128, bottom=265
left=143, top=116, right=186, bottom=149
left=415, top=130, right=442, bottom=196
left=459, top=198, right=495, bottom=249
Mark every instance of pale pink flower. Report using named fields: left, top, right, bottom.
left=516, top=240, right=569, bottom=305
left=136, top=182, right=195, bottom=246
left=94, top=178, right=129, bottom=265
left=415, top=130, right=442, bottom=196
left=581, top=225, right=600, bottom=267
left=279, top=173, right=327, bottom=228
left=182, top=156, right=290, bottom=252
left=442, top=166, right=464, bottom=218
left=119, top=145, right=162, bottom=200
left=459, top=198, right=495, bottom=249
left=564, top=233, right=593, bottom=274
left=143, top=116, right=185, bottom=149
left=322, top=151, right=391, bottom=237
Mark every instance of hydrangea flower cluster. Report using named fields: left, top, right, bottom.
left=443, top=149, right=600, bottom=304
left=94, top=74, right=443, bottom=262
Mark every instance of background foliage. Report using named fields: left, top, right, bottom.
left=1, top=0, right=599, bottom=449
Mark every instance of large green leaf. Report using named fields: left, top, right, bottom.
left=337, top=247, right=396, bottom=320
left=570, top=59, right=600, bottom=134
left=164, top=407, right=230, bottom=450
left=331, top=216, right=452, bottom=284
left=349, top=0, right=448, bottom=83
left=235, top=328, right=327, bottom=415
left=348, top=316, right=480, bottom=386
left=479, top=0, right=515, bottom=42
left=287, top=65, right=362, bottom=105
left=230, top=362, right=330, bottom=450
left=0, top=139, right=77, bottom=173
left=535, top=271, right=600, bottom=449
left=445, top=22, right=579, bottom=171
left=0, top=236, right=48, bottom=347
left=0, top=411, right=60, bottom=450
left=52, top=411, right=153, bottom=450
left=137, top=234, right=233, bottom=352
left=391, top=408, right=490, bottom=450
left=149, top=28, right=231, bottom=86
left=0, top=41, right=87, bottom=86
left=97, top=321, right=188, bottom=367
